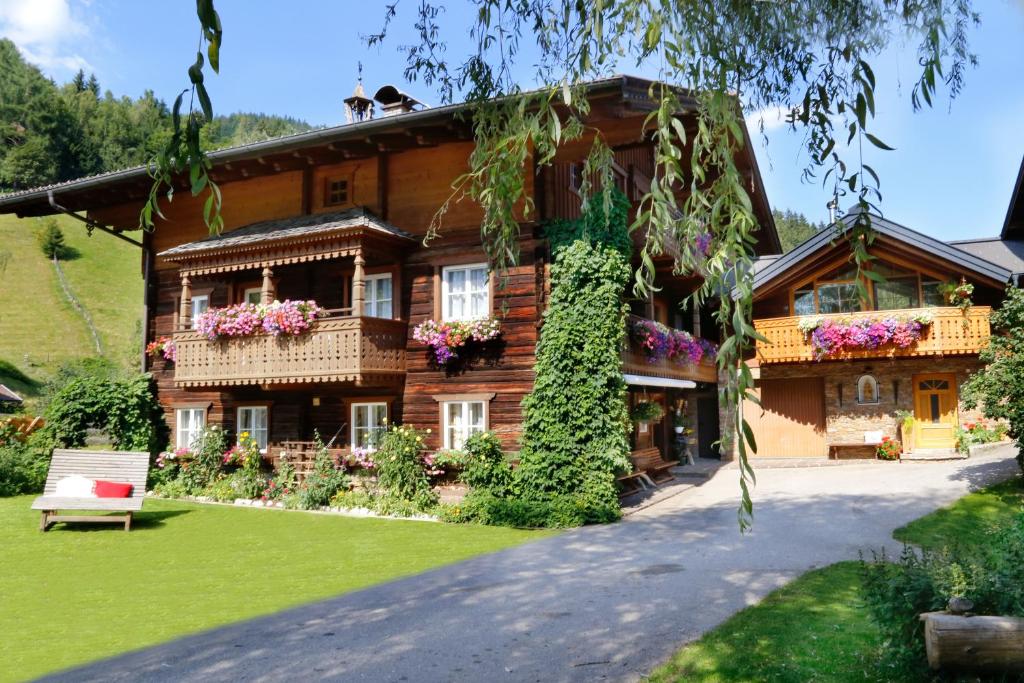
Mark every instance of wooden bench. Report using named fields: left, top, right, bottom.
left=630, top=448, right=677, bottom=484
left=31, top=450, right=149, bottom=532
left=616, top=469, right=654, bottom=496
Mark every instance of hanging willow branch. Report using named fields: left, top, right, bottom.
left=371, top=0, right=977, bottom=530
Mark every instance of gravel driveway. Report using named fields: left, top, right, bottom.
left=42, top=448, right=1020, bottom=683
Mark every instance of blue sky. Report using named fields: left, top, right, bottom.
left=2, top=0, right=1022, bottom=241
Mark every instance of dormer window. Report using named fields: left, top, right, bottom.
left=326, top=179, right=349, bottom=206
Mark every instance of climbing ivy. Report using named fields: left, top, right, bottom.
left=544, top=187, right=632, bottom=259
left=513, top=238, right=632, bottom=525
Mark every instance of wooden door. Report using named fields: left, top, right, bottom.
left=744, top=378, right=827, bottom=457
left=914, top=373, right=958, bottom=449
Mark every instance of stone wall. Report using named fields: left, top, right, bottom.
left=759, top=356, right=985, bottom=448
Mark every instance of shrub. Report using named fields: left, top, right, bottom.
left=954, top=421, right=1007, bottom=454
left=453, top=487, right=619, bottom=528
left=44, top=368, right=167, bottom=454
left=291, top=438, right=348, bottom=510
left=544, top=187, right=632, bottom=258
left=0, top=442, right=47, bottom=496
left=459, top=431, right=512, bottom=494
left=862, top=512, right=1024, bottom=673
left=372, top=423, right=437, bottom=509
left=963, top=286, right=1024, bottom=471
left=225, top=432, right=268, bottom=500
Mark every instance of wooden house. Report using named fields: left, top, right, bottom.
left=742, top=210, right=1014, bottom=457
left=0, top=76, right=779, bottom=467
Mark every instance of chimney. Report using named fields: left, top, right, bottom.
left=373, top=85, right=422, bottom=117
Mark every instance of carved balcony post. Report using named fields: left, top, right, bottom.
left=261, top=266, right=275, bottom=305
left=179, top=273, right=192, bottom=330
left=352, top=249, right=366, bottom=317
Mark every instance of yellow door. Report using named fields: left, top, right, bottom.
left=913, top=373, right=958, bottom=449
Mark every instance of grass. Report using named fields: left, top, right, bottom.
left=894, top=477, right=1024, bottom=551
left=1, top=496, right=551, bottom=682
left=649, top=475, right=1024, bottom=682
left=0, top=213, right=141, bottom=406
left=648, top=562, right=884, bottom=683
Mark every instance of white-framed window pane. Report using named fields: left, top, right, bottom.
left=443, top=265, right=489, bottom=321
left=443, top=400, right=487, bottom=450
left=237, top=406, right=269, bottom=451
left=363, top=275, right=393, bottom=318
left=176, top=408, right=205, bottom=450
left=244, top=288, right=261, bottom=305
left=191, top=295, right=209, bottom=330
left=352, top=402, right=387, bottom=447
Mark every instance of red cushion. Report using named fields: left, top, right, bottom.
left=93, top=480, right=133, bottom=498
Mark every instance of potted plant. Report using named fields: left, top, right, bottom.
left=895, top=409, right=915, bottom=453
left=672, top=409, right=688, bottom=435
left=630, top=401, right=665, bottom=425
left=876, top=436, right=902, bottom=461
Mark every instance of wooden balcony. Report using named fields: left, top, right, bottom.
left=173, top=316, right=407, bottom=387
left=754, top=306, right=991, bottom=364
left=623, top=316, right=719, bottom=385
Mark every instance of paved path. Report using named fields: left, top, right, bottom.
left=44, top=448, right=1020, bottom=683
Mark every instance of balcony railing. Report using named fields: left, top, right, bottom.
left=622, top=316, right=719, bottom=384
left=754, top=306, right=991, bottom=364
left=173, top=315, right=407, bottom=387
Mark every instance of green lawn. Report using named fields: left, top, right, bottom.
left=1, top=496, right=551, bottom=682
left=648, top=562, right=884, bottom=683
left=894, top=477, right=1024, bottom=551
left=649, top=475, right=1024, bottom=682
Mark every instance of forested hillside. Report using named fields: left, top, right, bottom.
left=0, top=38, right=314, bottom=192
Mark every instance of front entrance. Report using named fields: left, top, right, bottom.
left=913, top=373, right=959, bottom=449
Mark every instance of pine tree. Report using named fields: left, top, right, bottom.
left=38, top=219, right=66, bottom=260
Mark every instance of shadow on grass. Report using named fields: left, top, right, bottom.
left=0, top=358, right=42, bottom=398
left=47, top=509, right=191, bottom=533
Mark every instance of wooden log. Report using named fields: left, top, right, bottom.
left=921, top=611, right=1024, bottom=673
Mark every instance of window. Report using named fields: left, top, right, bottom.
left=922, top=279, right=945, bottom=307
left=442, top=264, right=489, bottom=321
left=362, top=274, right=393, bottom=318
left=793, top=288, right=815, bottom=316
left=191, top=294, right=209, bottom=329
left=874, top=277, right=919, bottom=310
left=817, top=283, right=860, bottom=313
left=352, top=402, right=388, bottom=448
left=175, top=407, right=206, bottom=450
left=237, top=406, right=269, bottom=451
left=243, top=288, right=262, bottom=305
left=326, top=179, right=349, bottom=206
left=443, top=400, right=485, bottom=449
left=857, top=375, right=879, bottom=405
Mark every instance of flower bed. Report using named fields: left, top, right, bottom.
left=797, top=312, right=933, bottom=360
left=412, top=318, right=501, bottom=365
left=194, top=300, right=323, bottom=340
left=629, top=318, right=717, bottom=365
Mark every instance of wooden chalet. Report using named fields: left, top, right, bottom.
left=742, top=210, right=1014, bottom=458
left=0, top=75, right=780, bottom=467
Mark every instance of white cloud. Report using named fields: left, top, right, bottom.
left=745, top=105, right=795, bottom=132
left=0, top=0, right=90, bottom=73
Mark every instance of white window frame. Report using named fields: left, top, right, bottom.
left=362, top=273, right=393, bottom=319
left=442, top=400, right=486, bottom=450
left=857, top=375, right=880, bottom=405
left=191, top=294, right=210, bottom=329
left=243, top=288, right=262, bottom=305
left=441, top=263, right=489, bottom=322
left=351, top=402, right=388, bottom=448
left=237, top=406, right=269, bottom=452
left=175, top=407, right=206, bottom=450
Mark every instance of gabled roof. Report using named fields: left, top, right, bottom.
left=158, top=207, right=413, bottom=259
left=749, top=208, right=1013, bottom=296
left=1003, top=155, right=1024, bottom=239
left=949, top=237, right=1024, bottom=277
